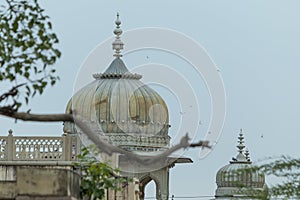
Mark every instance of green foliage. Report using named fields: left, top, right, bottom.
left=0, top=0, right=60, bottom=110
left=222, top=167, right=269, bottom=200
left=236, top=188, right=269, bottom=200
left=258, top=156, right=300, bottom=199
left=75, top=146, right=129, bottom=200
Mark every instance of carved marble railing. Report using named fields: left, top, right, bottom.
left=0, top=130, right=80, bottom=162
left=106, top=133, right=170, bottom=152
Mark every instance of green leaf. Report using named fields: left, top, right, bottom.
left=12, top=20, right=18, bottom=32
left=24, top=72, right=30, bottom=78
left=47, top=21, right=52, bottom=29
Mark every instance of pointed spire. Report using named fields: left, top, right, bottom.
left=231, top=129, right=250, bottom=163
left=112, top=13, right=124, bottom=58
left=237, top=129, right=245, bottom=155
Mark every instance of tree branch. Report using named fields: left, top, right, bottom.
left=0, top=107, right=210, bottom=166
left=0, top=108, right=74, bottom=122
left=75, top=117, right=211, bottom=166
left=0, top=83, right=25, bottom=102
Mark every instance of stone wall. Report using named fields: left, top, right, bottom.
left=0, top=163, right=80, bottom=200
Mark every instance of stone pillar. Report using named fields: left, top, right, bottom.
left=153, top=167, right=169, bottom=200
left=7, top=129, right=13, bottom=161
left=137, top=167, right=170, bottom=200
left=127, top=178, right=140, bottom=200
left=63, top=134, right=72, bottom=161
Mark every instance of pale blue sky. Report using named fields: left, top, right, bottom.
left=1, top=1, right=300, bottom=199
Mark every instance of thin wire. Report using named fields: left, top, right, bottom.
left=144, top=195, right=215, bottom=200
left=145, top=196, right=296, bottom=200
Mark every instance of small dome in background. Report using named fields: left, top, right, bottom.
left=215, top=129, right=268, bottom=199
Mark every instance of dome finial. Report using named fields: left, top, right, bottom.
left=245, top=148, right=251, bottom=162
left=231, top=129, right=248, bottom=162
left=237, top=129, right=245, bottom=155
left=112, top=13, right=124, bottom=58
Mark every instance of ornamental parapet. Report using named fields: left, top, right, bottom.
left=0, top=130, right=80, bottom=162
left=107, top=133, right=170, bottom=150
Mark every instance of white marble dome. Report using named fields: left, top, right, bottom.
left=63, top=16, right=170, bottom=152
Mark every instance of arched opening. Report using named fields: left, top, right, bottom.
left=144, top=180, right=156, bottom=200
left=139, top=176, right=159, bottom=200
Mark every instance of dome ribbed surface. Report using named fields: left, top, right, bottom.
left=216, top=163, right=265, bottom=188
left=64, top=58, right=170, bottom=151
left=215, top=162, right=268, bottom=199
